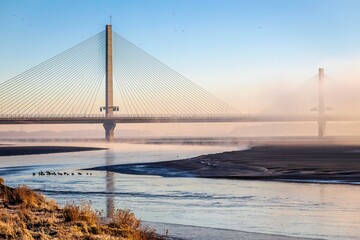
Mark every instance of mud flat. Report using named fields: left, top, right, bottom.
left=90, top=144, right=360, bottom=183
left=0, top=146, right=105, bottom=156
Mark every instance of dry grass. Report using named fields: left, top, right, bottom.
left=7, top=185, right=46, bottom=208
left=110, top=209, right=140, bottom=229
left=64, top=203, right=100, bottom=225
left=0, top=179, right=164, bottom=240
left=108, top=209, right=159, bottom=240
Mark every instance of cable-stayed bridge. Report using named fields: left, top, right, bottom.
left=1, top=25, right=359, bottom=141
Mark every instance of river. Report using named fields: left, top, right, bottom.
left=0, top=141, right=360, bottom=240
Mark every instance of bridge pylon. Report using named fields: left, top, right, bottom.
left=318, top=68, right=326, bottom=138
left=103, top=24, right=116, bottom=142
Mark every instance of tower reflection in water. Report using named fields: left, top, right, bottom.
left=105, top=150, right=115, bottom=218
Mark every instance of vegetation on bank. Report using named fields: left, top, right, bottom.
left=0, top=177, right=163, bottom=240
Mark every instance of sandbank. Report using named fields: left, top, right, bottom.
left=90, top=144, right=360, bottom=183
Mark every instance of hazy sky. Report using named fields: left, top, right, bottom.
left=1, top=0, right=360, bottom=113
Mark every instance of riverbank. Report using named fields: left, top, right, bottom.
left=0, top=177, right=162, bottom=239
left=89, top=144, right=360, bottom=183
left=0, top=145, right=106, bottom=156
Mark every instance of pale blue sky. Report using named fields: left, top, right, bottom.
left=1, top=0, right=360, bottom=109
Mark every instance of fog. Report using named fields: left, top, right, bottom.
left=2, top=63, right=360, bottom=137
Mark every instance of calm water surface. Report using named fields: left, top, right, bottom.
left=1, top=142, right=360, bottom=240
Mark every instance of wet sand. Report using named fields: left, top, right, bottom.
left=90, top=144, right=360, bottom=183
left=0, top=146, right=105, bottom=156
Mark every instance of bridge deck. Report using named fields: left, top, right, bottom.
left=0, top=114, right=359, bottom=124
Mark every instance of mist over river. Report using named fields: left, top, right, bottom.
left=1, top=141, right=360, bottom=240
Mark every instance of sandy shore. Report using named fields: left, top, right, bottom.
left=90, top=144, right=360, bottom=183
left=0, top=146, right=105, bottom=156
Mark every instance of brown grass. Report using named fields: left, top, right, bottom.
left=7, top=185, right=46, bottom=208
left=64, top=203, right=100, bottom=225
left=0, top=179, right=164, bottom=240
left=108, top=209, right=159, bottom=240
left=110, top=209, right=140, bottom=229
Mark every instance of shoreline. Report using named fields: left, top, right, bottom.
left=0, top=145, right=106, bottom=156
left=89, top=144, right=360, bottom=184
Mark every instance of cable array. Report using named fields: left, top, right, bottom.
left=261, top=74, right=320, bottom=115
left=0, top=29, right=241, bottom=117
left=112, top=33, right=240, bottom=116
left=0, top=31, right=105, bottom=115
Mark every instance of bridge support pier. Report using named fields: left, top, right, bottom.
left=318, top=119, right=326, bottom=138
left=103, top=121, right=116, bottom=142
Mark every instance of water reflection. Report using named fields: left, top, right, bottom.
left=105, top=150, right=115, bottom=218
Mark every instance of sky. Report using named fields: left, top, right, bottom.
left=1, top=0, right=360, bottom=134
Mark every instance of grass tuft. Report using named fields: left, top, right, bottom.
left=4, top=185, right=46, bottom=209
left=64, top=203, right=99, bottom=226
left=109, top=209, right=140, bottom=230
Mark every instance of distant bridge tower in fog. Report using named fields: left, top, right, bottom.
left=318, top=68, right=326, bottom=138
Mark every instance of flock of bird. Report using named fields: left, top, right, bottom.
left=33, top=171, right=92, bottom=176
